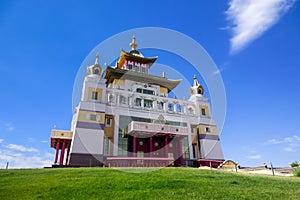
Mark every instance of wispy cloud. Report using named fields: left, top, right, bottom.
left=247, top=154, right=262, bottom=160
left=265, top=135, right=300, bottom=145
left=211, top=62, right=230, bottom=76
left=226, top=0, right=297, bottom=53
left=6, top=144, right=38, bottom=152
left=0, top=138, right=3, bottom=143
left=264, top=135, right=300, bottom=152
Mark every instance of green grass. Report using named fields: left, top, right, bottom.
left=1, top=167, right=300, bottom=199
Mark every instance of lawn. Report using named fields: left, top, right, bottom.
left=0, top=167, right=300, bottom=199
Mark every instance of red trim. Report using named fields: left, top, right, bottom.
left=197, top=159, right=224, bottom=162
left=59, top=139, right=66, bottom=165
left=165, top=136, right=168, bottom=158
left=150, top=137, right=153, bottom=157
left=54, top=139, right=60, bottom=164
left=133, top=136, right=136, bottom=157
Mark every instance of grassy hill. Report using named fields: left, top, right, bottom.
left=1, top=167, right=300, bottom=199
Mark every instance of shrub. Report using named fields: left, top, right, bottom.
left=290, top=161, right=299, bottom=167
left=293, top=168, right=300, bottom=177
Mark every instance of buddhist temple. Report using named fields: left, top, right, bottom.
left=50, top=36, right=224, bottom=168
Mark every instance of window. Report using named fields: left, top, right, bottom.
left=144, top=99, right=153, bottom=108
left=143, top=89, right=154, bottom=95
left=104, top=137, right=109, bottom=156
left=134, top=98, right=142, bottom=107
left=106, top=118, right=111, bottom=127
left=168, top=103, right=174, bottom=111
left=142, top=67, right=146, bottom=73
left=157, top=101, right=164, bottom=110
left=91, top=91, right=98, bottom=100
left=168, top=121, right=187, bottom=127
left=128, top=64, right=133, bottom=70
left=201, top=108, right=206, bottom=116
left=119, top=95, right=127, bottom=105
left=205, top=127, right=211, bottom=132
left=182, top=137, right=190, bottom=159
left=177, top=105, right=182, bottom=113
left=94, top=68, right=100, bottom=74
left=108, top=94, right=115, bottom=103
left=135, top=64, right=140, bottom=72
left=188, top=107, right=194, bottom=114
left=89, top=114, right=97, bottom=121
left=136, top=88, right=154, bottom=95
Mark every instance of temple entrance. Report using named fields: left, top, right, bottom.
left=152, top=137, right=165, bottom=157
left=126, top=134, right=184, bottom=166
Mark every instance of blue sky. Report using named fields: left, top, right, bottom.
left=0, top=0, right=299, bottom=168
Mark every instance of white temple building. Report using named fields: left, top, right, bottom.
left=50, top=36, right=224, bottom=168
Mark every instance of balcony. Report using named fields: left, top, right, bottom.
left=50, top=129, right=73, bottom=148
left=127, top=121, right=188, bottom=136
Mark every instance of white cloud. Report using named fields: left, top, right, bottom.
left=6, top=144, right=38, bottom=152
left=0, top=138, right=3, bottom=143
left=265, top=135, right=300, bottom=145
left=226, top=0, right=297, bottom=53
left=0, top=149, right=52, bottom=169
left=265, top=135, right=300, bottom=152
left=264, top=138, right=283, bottom=145
left=41, top=140, right=48, bottom=143
left=247, top=154, right=262, bottom=159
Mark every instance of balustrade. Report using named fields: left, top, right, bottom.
left=105, top=89, right=197, bottom=116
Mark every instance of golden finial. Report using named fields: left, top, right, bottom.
left=95, top=54, right=99, bottom=64
left=130, top=35, right=137, bottom=50
left=193, top=75, right=199, bottom=87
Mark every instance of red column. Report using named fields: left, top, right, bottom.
left=165, top=136, right=168, bottom=158
left=54, top=139, right=60, bottom=164
left=59, top=139, right=66, bottom=165
left=179, top=138, right=183, bottom=166
left=149, top=137, right=153, bottom=157
left=133, top=136, right=136, bottom=157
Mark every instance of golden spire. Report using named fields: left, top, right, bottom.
left=95, top=54, right=99, bottom=64
left=130, top=35, right=137, bottom=50
left=193, top=75, right=199, bottom=87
